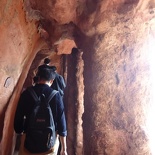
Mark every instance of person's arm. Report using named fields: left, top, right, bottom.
left=59, top=75, right=66, bottom=89
left=14, top=89, right=32, bottom=134
left=59, top=136, right=67, bottom=155
left=54, top=93, right=67, bottom=135
left=14, top=92, right=26, bottom=134
left=53, top=92, right=68, bottom=154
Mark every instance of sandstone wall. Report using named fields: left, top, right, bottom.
left=75, top=1, right=155, bottom=154
left=0, top=0, right=41, bottom=154
left=0, top=0, right=155, bottom=155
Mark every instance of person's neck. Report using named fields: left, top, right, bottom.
left=39, top=80, right=51, bottom=86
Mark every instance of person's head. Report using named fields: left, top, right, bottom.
left=38, top=68, right=56, bottom=86
left=32, top=76, right=39, bottom=86
left=44, top=58, right=51, bottom=65
left=50, top=66, right=57, bottom=72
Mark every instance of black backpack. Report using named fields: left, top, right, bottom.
left=24, top=87, right=58, bottom=153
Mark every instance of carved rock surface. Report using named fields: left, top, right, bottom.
left=0, top=0, right=155, bottom=155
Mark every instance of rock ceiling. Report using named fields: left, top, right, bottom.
left=22, top=0, right=155, bottom=55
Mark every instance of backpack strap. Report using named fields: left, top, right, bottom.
left=28, top=87, right=58, bottom=105
left=46, top=90, right=58, bottom=104
left=28, top=87, right=39, bottom=103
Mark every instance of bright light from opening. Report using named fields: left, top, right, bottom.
left=146, top=34, right=155, bottom=155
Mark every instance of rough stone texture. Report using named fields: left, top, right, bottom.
left=0, top=0, right=155, bottom=155
left=74, top=1, right=155, bottom=154
left=75, top=50, right=84, bottom=155
left=0, top=0, right=41, bottom=154
left=64, top=48, right=84, bottom=155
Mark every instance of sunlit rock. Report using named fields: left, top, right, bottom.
left=0, top=0, right=155, bottom=155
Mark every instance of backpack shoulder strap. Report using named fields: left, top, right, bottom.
left=28, top=87, right=58, bottom=104
left=46, top=90, right=59, bottom=104
left=27, top=87, right=39, bottom=103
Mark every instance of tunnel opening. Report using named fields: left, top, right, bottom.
left=1, top=0, right=155, bottom=155
left=13, top=47, right=85, bottom=155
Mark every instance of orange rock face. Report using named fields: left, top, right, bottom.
left=0, top=0, right=155, bottom=155
left=0, top=0, right=40, bottom=154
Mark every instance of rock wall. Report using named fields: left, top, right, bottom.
left=76, top=1, right=155, bottom=154
left=65, top=48, right=84, bottom=155
left=0, top=0, right=41, bottom=154
left=0, top=0, right=155, bottom=155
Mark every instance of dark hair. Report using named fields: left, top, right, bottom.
left=33, top=76, right=39, bottom=84
left=50, top=66, right=57, bottom=72
left=38, top=68, right=56, bottom=81
left=72, top=47, right=79, bottom=53
left=44, top=58, right=51, bottom=64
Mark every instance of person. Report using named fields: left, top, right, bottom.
left=36, top=58, right=52, bottom=76
left=50, top=66, right=66, bottom=97
left=39, top=58, right=51, bottom=69
left=14, top=68, right=68, bottom=155
left=32, top=76, right=39, bottom=86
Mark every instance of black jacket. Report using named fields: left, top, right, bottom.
left=51, top=73, right=66, bottom=96
left=14, top=84, right=67, bottom=137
